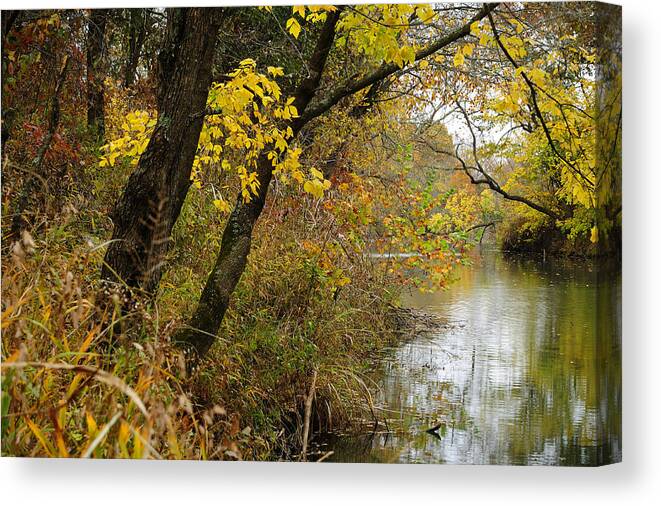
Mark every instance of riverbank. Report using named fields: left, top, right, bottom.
left=1, top=221, right=620, bottom=463
left=500, top=220, right=622, bottom=259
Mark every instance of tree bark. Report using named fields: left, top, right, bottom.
left=101, top=8, right=224, bottom=293
left=124, top=9, right=148, bottom=87
left=86, top=9, right=109, bottom=138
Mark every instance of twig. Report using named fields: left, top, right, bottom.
left=316, top=450, right=334, bottom=462
left=301, top=368, right=318, bottom=461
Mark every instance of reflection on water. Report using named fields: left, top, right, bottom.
left=318, top=249, right=621, bottom=465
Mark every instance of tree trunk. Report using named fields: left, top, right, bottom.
left=86, top=9, right=109, bottom=138
left=10, top=55, right=70, bottom=239
left=124, top=9, right=147, bottom=87
left=173, top=9, right=343, bottom=358
left=101, top=8, right=224, bottom=293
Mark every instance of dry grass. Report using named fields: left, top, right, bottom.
left=1, top=226, right=253, bottom=459
left=1, top=190, right=400, bottom=460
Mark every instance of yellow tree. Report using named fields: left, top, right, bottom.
left=423, top=3, right=620, bottom=250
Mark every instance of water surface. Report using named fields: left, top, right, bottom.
left=317, top=249, right=621, bottom=465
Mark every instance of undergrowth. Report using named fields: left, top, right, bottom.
left=1, top=182, right=400, bottom=460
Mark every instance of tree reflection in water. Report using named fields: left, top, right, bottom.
left=315, top=250, right=621, bottom=466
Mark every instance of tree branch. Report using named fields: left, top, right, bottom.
left=299, top=3, right=499, bottom=126
left=486, top=10, right=594, bottom=191
left=291, top=6, right=345, bottom=133
left=421, top=106, right=562, bottom=222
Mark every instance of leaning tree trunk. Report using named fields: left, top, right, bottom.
left=173, top=4, right=497, bottom=359
left=101, top=8, right=224, bottom=293
left=173, top=9, right=344, bottom=358
left=86, top=8, right=109, bottom=138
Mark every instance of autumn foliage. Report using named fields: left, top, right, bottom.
left=1, top=4, right=620, bottom=460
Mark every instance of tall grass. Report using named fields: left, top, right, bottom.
left=2, top=227, right=241, bottom=459
left=1, top=184, right=401, bottom=460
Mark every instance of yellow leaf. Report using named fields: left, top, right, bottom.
left=590, top=226, right=599, bottom=243
left=66, top=373, right=84, bottom=398
left=78, top=326, right=99, bottom=355
left=304, top=179, right=327, bottom=198
left=26, top=418, right=55, bottom=457
left=293, top=5, right=306, bottom=18
left=303, top=180, right=315, bottom=196
left=55, top=417, right=69, bottom=458
left=86, top=411, right=98, bottom=438
left=118, top=420, right=130, bottom=458
left=415, top=4, right=435, bottom=23
left=267, top=66, right=284, bottom=77
left=310, top=167, right=324, bottom=179
left=528, top=67, right=546, bottom=84
left=131, top=428, right=145, bottom=459
left=213, top=198, right=231, bottom=213
left=286, top=17, right=302, bottom=39
left=514, top=20, right=524, bottom=34
left=453, top=51, right=465, bottom=67
left=337, top=276, right=351, bottom=287
left=292, top=170, right=305, bottom=183
left=400, top=45, right=416, bottom=66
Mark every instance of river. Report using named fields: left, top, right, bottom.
left=315, top=249, right=622, bottom=465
